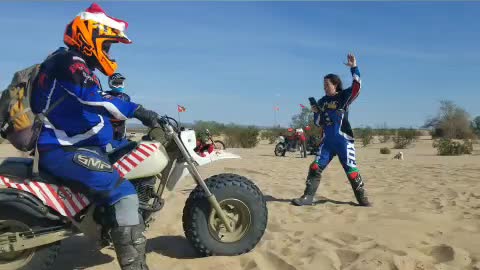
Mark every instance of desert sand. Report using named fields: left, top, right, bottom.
left=1, top=138, right=480, bottom=270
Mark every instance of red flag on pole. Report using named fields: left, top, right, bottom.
left=177, top=105, right=186, bottom=112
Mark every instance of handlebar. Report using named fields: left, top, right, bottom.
left=157, top=115, right=180, bottom=132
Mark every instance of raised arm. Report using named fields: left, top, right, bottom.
left=342, top=53, right=361, bottom=109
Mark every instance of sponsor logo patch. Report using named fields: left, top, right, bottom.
left=73, top=153, right=113, bottom=172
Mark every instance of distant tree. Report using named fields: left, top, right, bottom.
left=290, top=107, right=323, bottom=136
left=423, top=100, right=474, bottom=139
left=472, top=116, right=480, bottom=135
left=291, top=107, right=313, bottom=129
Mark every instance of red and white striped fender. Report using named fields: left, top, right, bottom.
left=0, top=143, right=159, bottom=218
left=112, top=142, right=161, bottom=177
left=0, top=176, right=90, bottom=218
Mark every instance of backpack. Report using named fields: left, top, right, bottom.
left=0, top=64, right=41, bottom=152
left=0, top=63, right=67, bottom=152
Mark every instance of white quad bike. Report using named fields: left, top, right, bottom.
left=0, top=115, right=268, bottom=270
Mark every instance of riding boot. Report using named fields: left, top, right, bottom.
left=349, top=174, right=371, bottom=207
left=110, top=223, right=149, bottom=270
left=292, top=164, right=322, bottom=206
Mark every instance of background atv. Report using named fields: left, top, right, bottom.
left=0, top=115, right=268, bottom=270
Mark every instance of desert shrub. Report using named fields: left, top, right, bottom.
left=424, top=100, right=475, bottom=139
left=224, top=125, right=259, bottom=148
left=433, top=138, right=473, bottom=156
left=379, top=133, right=391, bottom=143
left=392, top=128, right=418, bottom=149
left=355, top=127, right=374, bottom=147
left=192, top=120, right=226, bottom=136
left=260, top=128, right=284, bottom=144
left=376, top=123, right=392, bottom=143
left=380, top=147, right=391, bottom=154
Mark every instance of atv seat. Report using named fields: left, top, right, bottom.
left=0, top=157, right=64, bottom=187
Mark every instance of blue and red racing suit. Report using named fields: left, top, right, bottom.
left=312, top=66, right=361, bottom=179
left=31, top=47, right=139, bottom=207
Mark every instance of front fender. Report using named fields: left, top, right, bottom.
left=192, top=149, right=241, bottom=166
left=166, top=150, right=241, bottom=191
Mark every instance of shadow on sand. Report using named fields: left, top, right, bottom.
left=264, top=194, right=357, bottom=206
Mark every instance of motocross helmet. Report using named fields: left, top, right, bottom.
left=108, top=72, right=126, bottom=91
left=64, top=3, right=132, bottom=76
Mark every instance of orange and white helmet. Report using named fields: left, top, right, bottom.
left=64, top=3, right=132, bottom=76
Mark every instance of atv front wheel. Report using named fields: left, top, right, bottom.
left=274, top=143, right=286, bottom=157
left=0, top=210, right=61, bottom=270
left=182, top=174, right=268, bottom=256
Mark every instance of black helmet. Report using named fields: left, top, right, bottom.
left=108, top=72, right=126, bottom=90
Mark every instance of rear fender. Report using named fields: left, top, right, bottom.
left=0, top=176, right=91, bottom=218
left=0, top=188, right=61, bottom=221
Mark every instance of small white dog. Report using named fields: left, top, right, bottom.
left=393, top=151, right=404, bottom=160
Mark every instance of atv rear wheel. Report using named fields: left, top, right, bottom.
left=0, top=210, right=61, bottom=270
left=182, top=173, right=268, bottom=256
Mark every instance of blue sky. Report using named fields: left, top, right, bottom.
left=1, top=2, right=479, bottom=128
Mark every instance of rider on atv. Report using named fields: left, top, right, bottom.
left=30, top=3, right=158, bottom=269
left=105, top=72, right=132, bottom=150
left=194, top=130, right=215, bottom=157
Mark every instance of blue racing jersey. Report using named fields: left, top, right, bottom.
left=313, top=67, right=361, bottom=141
left=31, top=47, right=139, bottom=149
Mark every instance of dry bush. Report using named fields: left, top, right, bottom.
left=433, top=138, right=473, bottom=156
left=224, top=125, right=259, bottom=148
left=380, top=147, right=391, bottom=154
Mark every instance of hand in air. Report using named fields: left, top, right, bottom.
left=344, top=53, right=357, bottom=68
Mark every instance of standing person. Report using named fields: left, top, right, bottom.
left=292, top=53, right=371, bottom=207
left=105, top=72, right=131, bottom=149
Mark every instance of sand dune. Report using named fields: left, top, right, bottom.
left=1, top=138, right=479, bottom=270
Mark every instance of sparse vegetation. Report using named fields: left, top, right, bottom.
left=224, top=125, right=260, bottom=148
left=472, top=116, right=480, bottom=136
left=392, top=128, right=418, bottom=149
left=291, top=107, right=313, bottom=129
left=433, top=138, right=473, bottom=156
left=380, top=147, right=391, bottom=154
left=260, top=128, right=284, bottom=144
left=377, top=123, right=393, bottom=143
left=356, top=127, right=374, bottom=147
left=424, top=100, right=475, bottom=139
left=192, top=120, right=226, bottom=136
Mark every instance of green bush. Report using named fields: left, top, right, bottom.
left=392, top=128, right=418, bottom=149
left=192, top=120, right=226, bottom=136
left=380, top=147, right=391, bottom=154
left=433, top=138, right=473, bottom=156
left=224, top=125, right=260, bottom=148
